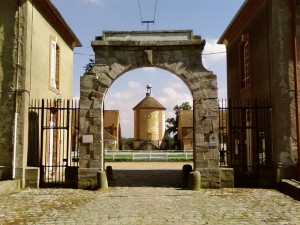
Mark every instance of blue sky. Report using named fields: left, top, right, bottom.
left=51, top=0, right=244, bottom=137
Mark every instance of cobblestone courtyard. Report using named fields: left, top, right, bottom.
left=1, top=163, right=300, bottom=225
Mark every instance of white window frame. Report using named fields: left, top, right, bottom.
left=49, top=36, right=60, bottom=92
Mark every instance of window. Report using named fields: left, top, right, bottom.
left=49, top=36, right=60, bottom=92
left=239, top=34, right=250, bottom=89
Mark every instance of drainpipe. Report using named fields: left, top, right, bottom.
left=12, top=0, right=21, bottom=179
left=291, top=0, right=300, bottom=172
left=101, top=100, right=104, bottom=171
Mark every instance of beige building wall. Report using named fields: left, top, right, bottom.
left=25, top=1, right=74, bottom=99
left=0, top=0, right=80, bottom=184
left=104, top=110, right=121, bottom=150
left=138, top=109, right=164, bottom=141
left=182, top=131, right=193, bottom=150
left=178, top=110, right=193, bottom=150
left=134, top=109, right=165, bottom=149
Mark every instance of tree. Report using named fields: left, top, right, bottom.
left=84, top=58, right=94, bottom=73
left=166, top=102, right=192, bottom=149
left=121, top=137, right=134, bottom=150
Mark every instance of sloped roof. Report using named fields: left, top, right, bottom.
left=104, top=110, right=120, bottom=127
left=218, top=0, right=264, bottom=44
left=133, top=96, right=166, bottom=110
left=179, top=110, right=193, bottom=128
left=183, top=131, right=193, bottom=140
left=104, top=130, right=117, bottom=140
left=35, top=0, right=82, bottom=48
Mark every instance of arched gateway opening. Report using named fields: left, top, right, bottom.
left=79, top=30, right=234, bottom=189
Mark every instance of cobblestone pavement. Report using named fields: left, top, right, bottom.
left=1, top=187, right=300, bottom=225
left=1, top=162, right=300, bottom=225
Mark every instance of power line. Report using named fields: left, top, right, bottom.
left=137, top=0, right=158, bottom=30
left=202, top=51, right=226, bottom=56
left=74, top=51, right=227, bottom=57
left=74, top=52, right=94, bottom=56
left=153, top=0, right=158, bottom=23
left=137, top=0, right=143, bottom=24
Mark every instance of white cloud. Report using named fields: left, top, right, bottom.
left=166, top=111, right=175, bottom=119
left=141, top=67, right=157, bottom=72
left=202, top=37, right=228, bottom=100
left=108, top=92, right=131, bottom=100
left=128, top=81, right=143, bottom=92
left=157, top=87, right=193, bottom=121
left=167, top=81, right=184, bottom=90
left=202, top=38, right=226, bottom=67
left=162, top=87, right=178, bottom=100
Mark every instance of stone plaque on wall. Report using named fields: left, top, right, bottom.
left=82, top=135, right=93, bottom=143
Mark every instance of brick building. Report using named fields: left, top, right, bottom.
left=218, top=0, right=300, bottom=186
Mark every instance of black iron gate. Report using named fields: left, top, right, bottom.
left=28, top=99, right=79, bottom=188
left=219, top=99, right=273, bottom=187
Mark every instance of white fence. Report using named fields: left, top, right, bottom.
left=105, top=150, right=193, bottom=161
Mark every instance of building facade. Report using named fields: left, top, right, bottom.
left=133, top=84, right=166, bottom=150
left=104, top=110, right=121, bottom=150
left=178, top=110, right=193, bottom=150
left=0, top=0, right=81, bottom=186
left=219, top=0, right=300, bottom=186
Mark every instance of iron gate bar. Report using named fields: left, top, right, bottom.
left=218, top=98, right=273, bottom=187
left=29, top=99, right=80, bottom=188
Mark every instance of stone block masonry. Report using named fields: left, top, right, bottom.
left=78, top=30, right=231, bottom=189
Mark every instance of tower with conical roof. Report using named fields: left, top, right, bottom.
left=133, top=84, right=166, bottom=150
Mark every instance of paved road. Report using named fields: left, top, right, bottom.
left=1, top=162, right=300, bottom=225
left=1, top=187, right=300, bottom=225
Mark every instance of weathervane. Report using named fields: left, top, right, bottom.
left=137, top=0, right=158, bottom=30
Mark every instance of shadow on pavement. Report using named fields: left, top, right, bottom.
left=107, top=169, right=183, bottom=188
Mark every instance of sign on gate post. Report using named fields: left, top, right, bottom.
left=209, top=133, right=218, bottom=147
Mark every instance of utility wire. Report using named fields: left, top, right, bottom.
left=74, top=51, right=227, bottom=57
left=74, top=52, right=94, bottom=56
left=202, top=51, right=226, bottom=55
left=153, top=0, right=158, bottom=23
left=137, top=0, right=143, bottom=24
left=137, top=0, right=158, bottom=30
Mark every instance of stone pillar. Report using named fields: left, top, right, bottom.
left=78, top=74, right=106, bottom=189
left=193, top=81, right=234, bottom=188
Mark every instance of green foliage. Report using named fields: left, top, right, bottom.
left=84, top=58, right=94, bottom=73
left=167, top=137, right=175, bottom=150
left=165, top=102, right=192, bottom=149
left=122, top=137, right=134, bottom=150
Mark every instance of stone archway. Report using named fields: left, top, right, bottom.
left=79, top=30, right=233, bottom=189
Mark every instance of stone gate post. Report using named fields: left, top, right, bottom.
left=78, top=73, right=106, bottom=189
left=77, top=30, right=234, bottom=189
